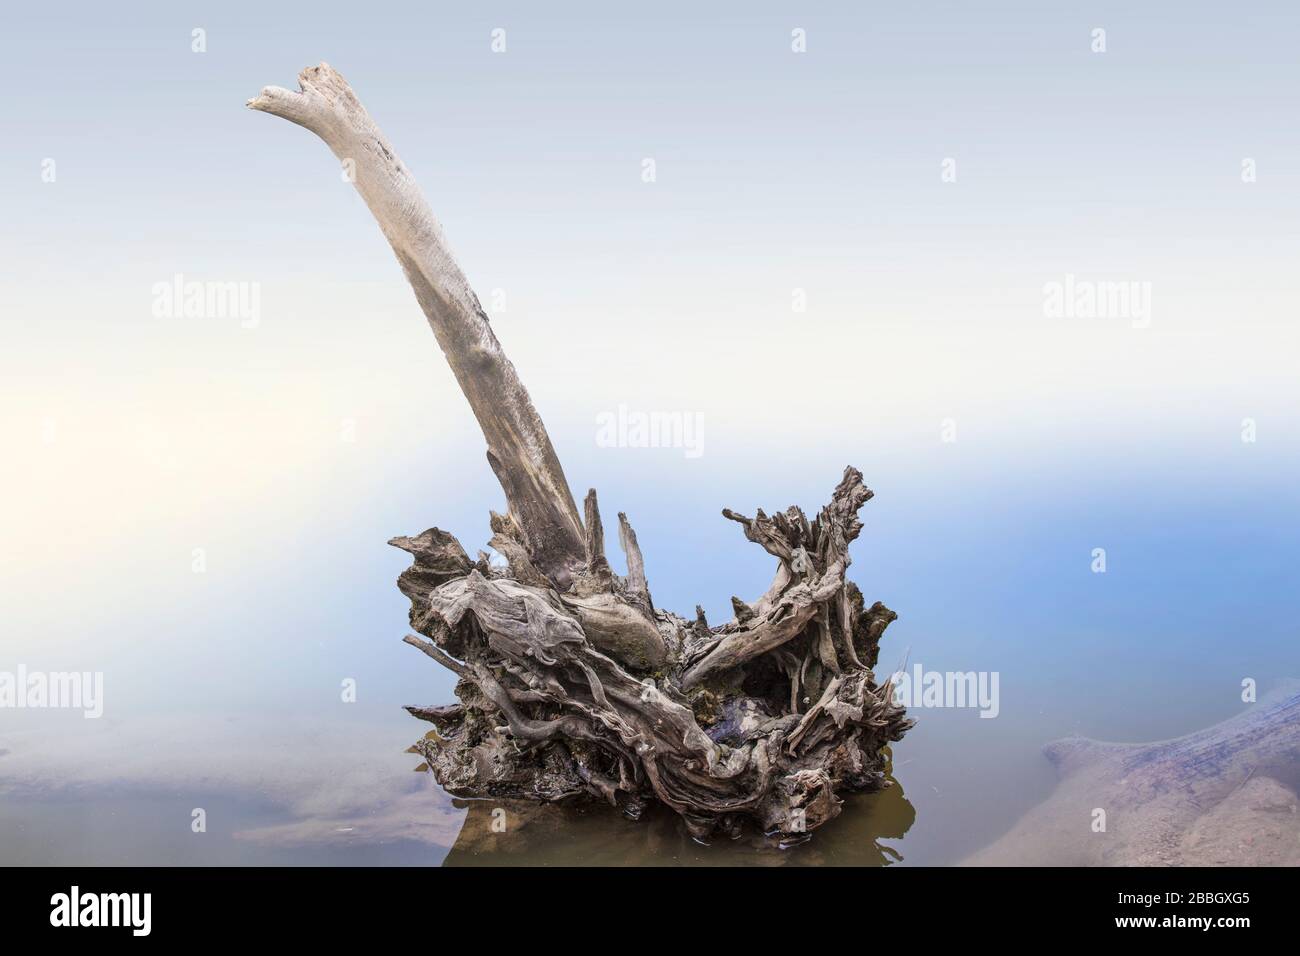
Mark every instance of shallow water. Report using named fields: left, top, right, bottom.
left=3, top=461, right=1297, bottom=865
left=3, top=389, right=1297, bottom=866
left=1, top=676, right=1287, bottom=866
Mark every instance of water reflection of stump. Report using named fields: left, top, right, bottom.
left=443, top=775, right=914, bottom=867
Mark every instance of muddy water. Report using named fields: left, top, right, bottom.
left=442, top=765, right=916, bottom=868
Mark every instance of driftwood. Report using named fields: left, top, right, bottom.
left=965, top=683, right=1300, bottom=865
left=250, top=63, right=911, bottom=841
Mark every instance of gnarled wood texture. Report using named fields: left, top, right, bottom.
left=251, top=63, right=911, bottom=840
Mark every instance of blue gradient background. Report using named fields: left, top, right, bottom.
left=1, top=2, right=1297, bottom=864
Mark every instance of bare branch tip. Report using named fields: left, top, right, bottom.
left=245, top=85, right=300, bottom=115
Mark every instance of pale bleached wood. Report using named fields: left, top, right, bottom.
left=249, top=63, right=584, bottom=585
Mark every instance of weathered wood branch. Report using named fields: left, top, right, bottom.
left=249, top=63, right=584, bottom=586
left=251, top=63, right=911, bottom=842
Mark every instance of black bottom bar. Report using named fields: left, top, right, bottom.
left=1, top=866, right=1280, bottom=940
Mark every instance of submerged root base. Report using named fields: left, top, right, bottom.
left=398, top=467, right=912, bottom=841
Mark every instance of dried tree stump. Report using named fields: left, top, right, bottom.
left=250, top=63, right=911, bottom=841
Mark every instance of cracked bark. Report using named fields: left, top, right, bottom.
left=250, top=63, right=911, bottom=841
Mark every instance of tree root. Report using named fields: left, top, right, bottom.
left=397, top=468, right=912, bottom=841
